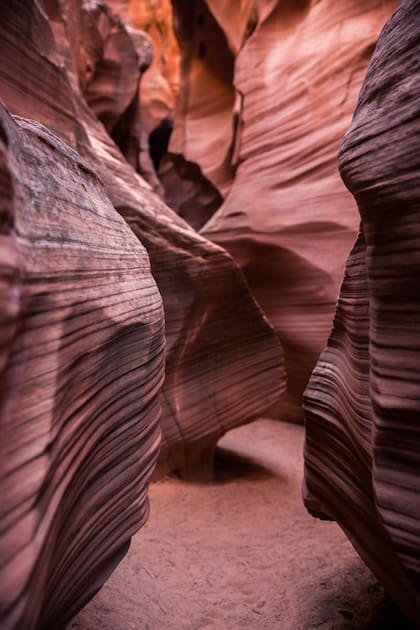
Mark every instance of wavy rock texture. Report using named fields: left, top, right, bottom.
left=170, top=0, right=236, bottom=199
left=65, top=0, right=142, bottom=136
left=105, top=0, right=180, bottom=193
left=0, top=0, right=284, bottom=479
left=0, top=0, right=284, bottom=626
left=0, top=102, right=164, bottom=630
left=304, top=1, right=420, bottom=623
left=46, top=0, right=153, bottom=172
left=170, top=0, right=398, bottom=422
left=106, top=0, right=180, bottom=133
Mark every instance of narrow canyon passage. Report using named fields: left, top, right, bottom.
left=1, top=2, right=420, bottom=628
left=68, top=420, right=411, bottom=630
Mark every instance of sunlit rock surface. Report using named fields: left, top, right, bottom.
left=46, top=0, right=153, bottom=172
left=107, top=0, right=180, bottom=133
left=106, top=0, right=180, bottom=192
left=170, top=0, right=398, bottom=421
left=170, top=0, right=236, bottom=200
left=304, top=1, right=420, bottom=623
left=0, top=101, right=164, bottom=629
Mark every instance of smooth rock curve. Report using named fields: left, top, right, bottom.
left=171, top=0, right=398, bottom=421
left=304, top=1, right=420, bottom=623
left=0, top=0, right=285, bottom=479
left=0, top=102, right=164, bottom=630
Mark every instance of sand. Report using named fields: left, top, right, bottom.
left=68, top=420, right=412, bottom=630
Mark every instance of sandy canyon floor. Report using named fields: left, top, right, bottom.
left=68, top=420, right=413, bottom=630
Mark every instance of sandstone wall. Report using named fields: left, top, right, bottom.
left=106, top=0, right=180, bottom=192
left=304, top=1, right=420, bottom=622
left=0, top=99, right=164, bottom=629
left=0, top=1, right=285, bottom=625
left=169, top=0, right=399, bottom=421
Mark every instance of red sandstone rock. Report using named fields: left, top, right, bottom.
left=46, top=0, right=152, bottom=171
left=0, top=101, right=164, bottom=629
left=170, top=0, right=236, bottom=199
left=71, top=1, right=141, bottom=135
left=49, top=0, right=285, bottom=478
left=107, top=0, right=180, bottom=134
left=0, top=1, right=284, bottom=625
left=105, top=0, right=180, bottom=193
left=0, top=0, right=283, bottom=515
left=170, top=0, right=398, bottom=421
left=303, top=1, right=420, bottom=623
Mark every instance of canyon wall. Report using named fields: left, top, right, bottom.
left=2, top=0, right=285, bottom=473
left=2, top=0, right=420, bottom=626
left=106, top=0, right=180, bottom=133
left=166, top=0, right=399, bottom=421
left=0, top=3, right=164, bottom=627
left=304, top=0, right=420, bottom=623
left=0, top=0, right=284, bottom=626
left=0, top=96, right=164, bottom=630
left=106, top=0, right=180, bottom=193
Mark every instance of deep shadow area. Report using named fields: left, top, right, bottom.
left=364, top=595, right=413, bottom=629
left=309, top=574, right=414, bottom=630
left=149, top=117, right=173, bottom=170
left=213, top=446, right=274, bottom=482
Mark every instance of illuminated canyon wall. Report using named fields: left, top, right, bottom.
left=106, top=0, right=181, bottom=193
left=161, top=0, right=399, bottom=421
left=122, top=0, right=420, bottom=622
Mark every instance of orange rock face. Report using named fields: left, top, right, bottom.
left=304, top=1, right=420, bottom=623
left=170, top=0, right=398, bottom=421
left=49, top=0, right=154, bottom=172
left=0, top=2, right=284, bottom=625
left=113, top=0, right=180, bottom=131
left=105, top=0, right=180, bottom=192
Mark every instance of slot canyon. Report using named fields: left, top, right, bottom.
left=0, top=0, right=419, bottom=628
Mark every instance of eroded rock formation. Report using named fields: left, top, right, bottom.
left=0, top=0, right=285, bottom=625
left=106, top=0, right=180, bottom=132
left=169, top=0, right=399, bottom=421
left=45, top=0, right=153, bottom=171
left=304, top=1, right=420, bottom=623
left=0, top=101, right=165, bottom=629
left=14, top=0, right=285, bottom=472
left=105, top=0, right=181, bottom=192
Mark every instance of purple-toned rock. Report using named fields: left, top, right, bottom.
left=0, top=1, right=285, bottom=626
left=304, top=1, right=420, bottom=623
left=0, top=100, right=164, bottom=629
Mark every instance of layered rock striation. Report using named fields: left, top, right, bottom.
left=170, top=0, right=398, bottom=421
left=0, top=0, right=284, bottom=590
left=304, top=1, right=420, bottom=623
left=0, top=0, right=285, bottom=625
left=0, top=101, right=164, bottom=629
